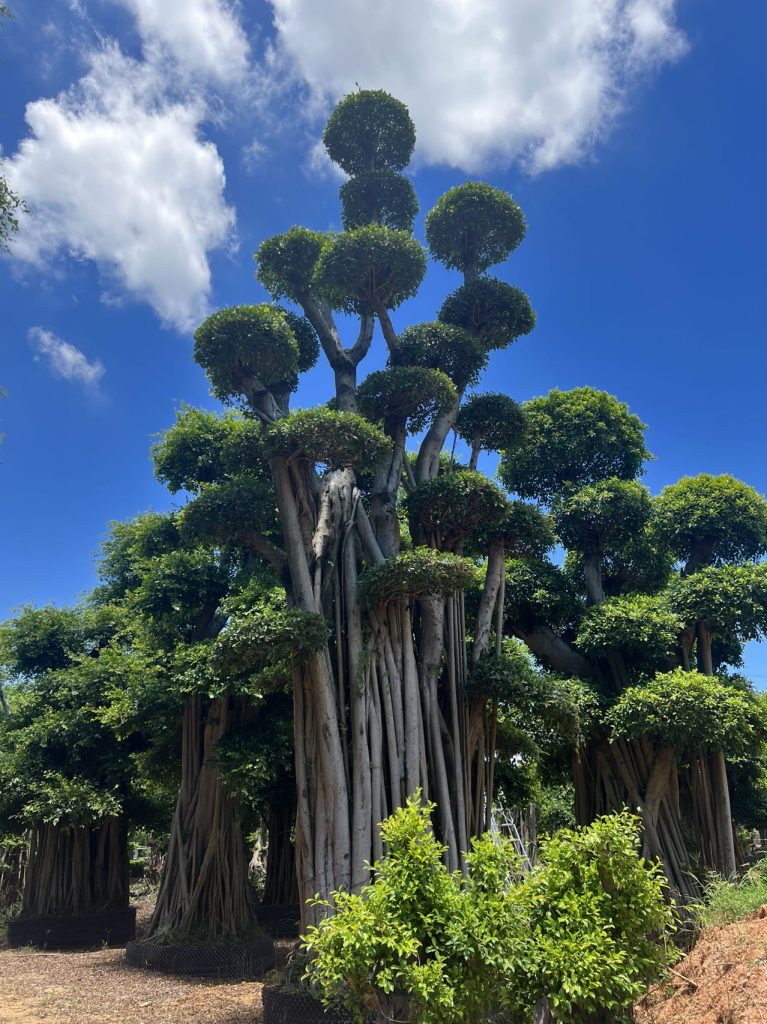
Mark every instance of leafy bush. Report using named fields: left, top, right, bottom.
left=303, top=799, right=676, bottom=1024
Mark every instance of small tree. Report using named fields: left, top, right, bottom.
left=0, top=605, right=140, bottom=918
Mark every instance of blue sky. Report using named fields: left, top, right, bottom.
left=1, top=0, right=766, bottom=680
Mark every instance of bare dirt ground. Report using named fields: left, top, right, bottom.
left=0, top=899, right=284, bottom=1024
left=636, top=907, right=767, bottom=1024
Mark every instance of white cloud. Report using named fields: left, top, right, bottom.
left=5, top=46, right=236, bottom=331
left=112, top=0, right=251, bottom=86
left=28, top=326, right=105, bottom=388
left=268, top=0, right=688, bottom=173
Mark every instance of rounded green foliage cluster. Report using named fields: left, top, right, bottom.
left=0, top=605, right=91, bottom=676
left=554, top=479, right=652, bottom=554
left=467, top=648, right=534, bottom=702
left=666, top=563, right=767, bottom=641
left=97, top=513, right=183, bottom=603
left=131, top=548, right=231, bottom=644
left=255, top=227, right=326, bottom=303
left=0, top=623, right=143, bottom=830
left=213, top=606, right=328, bottom=674
left=179, top=476, right=280, bottom=548
left=438, top=277, right=535, bottom=350
left=390, top=322, right=487, bottom=390
left=265, top=407, right=390, bottom=471
left=608, top=670, right=767, bottom=755
left=499, top=387, right=650, bottom=504
left=406, top=470, right=510, bottom=550
left=357, top=366, right=456, bottom=433
left=340, top=170, right=419, bottom=231
left=499, top=501, right=556, bottom=558
left=279, top=308, right=321, bottom=373
left=152, top=407, right=243, bottom=494
left=425, top=182, right=526, bottom=276
left=153, top=411, right=272, bottom=500
left=194, top=305, right=300, bottom=404
left=651, top=474, right=767, bottom=566
left=504, top=559, right=582, bottom=633
left=455, top=392, right=525, bottom=452
left=323, top=89, right=416, bottom=175
left=576, top=594, right=682, bottom=670
left=358, top=549, right=479, bottom=606
left=313, top=225, right=426, bottom=314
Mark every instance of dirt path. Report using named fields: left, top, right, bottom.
left=0, top=947, right=265, bottom=1024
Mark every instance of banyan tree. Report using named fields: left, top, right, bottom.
left=151, top=89, right=767, bottom=918
left=498, top=401, right=767, bottom=900
left=0, top=606, right=136, bottom=923
left=152, top=89, right=541, bottom=921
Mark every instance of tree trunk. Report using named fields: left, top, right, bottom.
left=710, top=749, right=737, bottom=878
left=147, top=693, right=254, bottom=940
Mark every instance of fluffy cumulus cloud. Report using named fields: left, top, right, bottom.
left=112, top=0, right=251, bottom=86
left=28, top=327, right=105, bottom=388
left=5, top=46, right=236, bottom=330
left=268, top=0, right=688, bottom=172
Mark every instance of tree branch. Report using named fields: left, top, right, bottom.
left=347, top=315, right=375, bottom=366
left=512, top=624, right=594, bottom=679
left=242, top=530, right=290, bottom=584
left=374, top=302, right=399, bottom=354
left=300, top=294, right=345, bottom=367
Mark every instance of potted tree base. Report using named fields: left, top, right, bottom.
left=263, top=985, right=362, bottom=1024
left=7, top=906, right=136, bottom=949
left=125, top=934, right=275, bottom=979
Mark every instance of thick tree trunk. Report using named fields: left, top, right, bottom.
left=147, top=694, right=254, bottom=940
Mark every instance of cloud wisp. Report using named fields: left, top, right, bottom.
left=268, top=0, right=688, bottom=173
left=28, top=326, right=105, bottom=389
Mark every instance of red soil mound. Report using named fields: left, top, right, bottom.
left=636, top=908, right=767, bottom=1024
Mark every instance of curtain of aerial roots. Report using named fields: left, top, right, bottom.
left=277, top=460, right=498, bottom=923
left=0, top=840, right=27, bottom=910
left=262, top=804, right=298, bottom=905
left=294, top=592, right=494, bottom=926
left=22, top=817, right=128, bottom=917
left=574, top=736, right=739, bottom=903
left=149, top=693, right=253, bottom=940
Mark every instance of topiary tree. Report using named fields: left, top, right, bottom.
left=496, top=388, right=767, bottom=897
left=95, top=469, right=305, bottom=942
left=151, top=87, right=767, bottom=918
left=137, top=89, right=540, bottom=924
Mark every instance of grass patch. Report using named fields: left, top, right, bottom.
left=700, top=859, right=767, bottom=927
